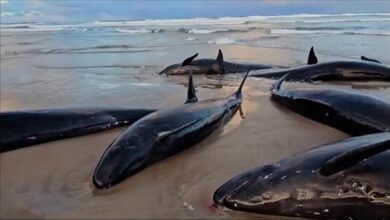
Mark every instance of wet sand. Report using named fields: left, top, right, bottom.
left=3, top=78, right=366, bottom=219
left=1, top=42, right=390, bottom=219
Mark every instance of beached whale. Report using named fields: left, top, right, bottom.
left=93, top=71, right=250, bottom=189
left=270, top=74, right=390, bottom=136
left=158, top=49, right=273, bottom=75
left=306, top=46, right=381, bottom=66
left=250, top=47, right=390, bottom=81
left=214, top=132, right=390, bottom=220
left=0, top=108, right=156, bottom=153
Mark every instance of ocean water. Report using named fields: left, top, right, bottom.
left=1, top=13, right=390, bottom=219
left=1, top=13, right=390, bottom=60
left=1, top=12, right=389, bottom=110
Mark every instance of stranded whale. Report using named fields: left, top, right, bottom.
left=270, top=74, right=390, bottom=136
left=214, top=132, right=390, bottom=220
left=250, top=47, right=390, bottom=81
left=0, top=108, right=156, bottom=153
left=93, top=70, right=250, bottom=189
left=158, top=49, right=273, bottom=75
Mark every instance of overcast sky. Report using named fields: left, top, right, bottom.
left=1, top=0, right=390, bottom=24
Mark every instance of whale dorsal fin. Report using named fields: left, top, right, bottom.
left=216, top=49, right=224, bottom=64
left=211, top=49, right=226, bottom=74
left=319, top=138, right=390, bottom=176
left=182, top=53, right=198, bottom=66
left=361, top=56, right=381, bottom=64
left=235, top=70, right=250, bottom=96
left=185, top=70, right=198, bottom=104
left=307, top=46, right=318, bottom=65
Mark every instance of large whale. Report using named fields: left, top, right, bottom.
left=158, top=49, right=273, bottom=75
left=270, top=74, right=390, bottom=136
left=93, top=70, right=250, bottom=189
left=250, top=47, right=390, bottom=81
left=0, top=108, right=156, bottom=153
left=214, top=132, right=390, bottom=220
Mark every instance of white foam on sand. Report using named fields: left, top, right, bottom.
left=186, top=29, right=227, bottom=34
left=208, top=37, right=236, bottom=45
left=186, top=37, right=198, bottom=41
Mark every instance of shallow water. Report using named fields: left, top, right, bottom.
left=1, top=13, right=390, bottom=219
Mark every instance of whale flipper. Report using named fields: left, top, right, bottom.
left=270, top=73, right=289, bottom=91
left=307, top=46, right=318, bottom=65
left=182, top=53, right=199, bottom=66
left=157, top=118, right=203, bottom=143
left=185, top=70, right=198, bottom=103
left=361, top=56, right=381, bottom=64
left=319, top=137, right=390, bottom=176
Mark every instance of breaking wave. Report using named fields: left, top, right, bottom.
left=1, top=12, right=389, bottom=33
left=115, top=28, right=163, bottom=34
left=270, top=28, right=390, bottom=36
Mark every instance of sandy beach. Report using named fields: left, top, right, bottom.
left=1, top=77, right=353, bottom=219
left=1, top=12, right=390, bottom=219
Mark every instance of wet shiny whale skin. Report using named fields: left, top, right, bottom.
left=250, top=60, right=390, bottom=81
left=270, top=74, right=390, bottom=136
left=0, top=108, right=156, bottom=153
left=214, top=132, right=390, bottom=220
left=249, top=47, right=390, bottom=82
left=93, top=71, right=250, bottom=189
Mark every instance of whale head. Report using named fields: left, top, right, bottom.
left=213, top=162, right=336, bottom=218
left=93, top=129, right=154, bottom=189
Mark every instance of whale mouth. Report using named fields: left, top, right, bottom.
left=93, top=176, right=110, bottom=189
left=213, top=165, right=277, bottom=206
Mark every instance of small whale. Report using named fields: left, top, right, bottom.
left=158, top=49, right=273, bottom=75
left=270, top=74, right=390, bottom=136
left=250, top=47, right=390, bottom=81
left=0, top=108, right=156, bottom=153
left=214, top=132, right=390, bottom=220
left=93, top=70, right=250, bottom=189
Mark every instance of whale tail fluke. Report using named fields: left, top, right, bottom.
left=185, top=70, right=198, bottom=104
left=307, top=46, right=318, bottom=65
